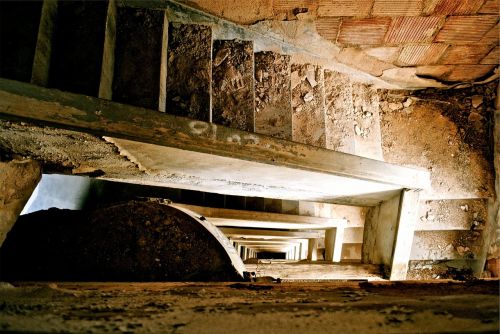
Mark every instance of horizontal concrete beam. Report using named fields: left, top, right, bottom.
left=0, top=79, right=430, bottom=206
left=174, top=204, right=346, bottom=230
left=219, top=227, right=322, bottom=239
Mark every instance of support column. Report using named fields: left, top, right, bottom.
left=0, top=159, right=42, bottom=247
left=325, top=223, right=345, bottom=262
left=362, top=189, right=420, bottom=280
left=307, top=238, right=318, bottom=261
left=98, top=0, right=116, bottom=100
left=31, top=0, right=58, bottom=87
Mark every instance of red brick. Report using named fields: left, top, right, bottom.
left=315, top=17, right=341, bottom=41
left=439, top=45, right=494, bottom=64
left=385, top=16, right=444, bottom=44
left=337, top=18, right=391, bottom=46
left=317, top=0, right=373, bottom=17
left=480, top=46, right=499, bottom=64
left=435, top=16, right=498, bottom=43
left=426, top=0, right=486, bottom=15
left=372, top=0, right=423, bottom=16
left=397, top=43, right=449, bottom=66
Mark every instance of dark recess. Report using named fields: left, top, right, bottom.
left=49, top=0, right=107, bottom=96
left=113, top=7, right=163, bottom=110
left=0, top=1, right=42, bottom=82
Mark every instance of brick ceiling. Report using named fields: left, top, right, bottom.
left=276, top=0, right=499, bottom=83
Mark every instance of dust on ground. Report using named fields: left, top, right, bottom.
left=0, top=281, right=497, bottom=334
left=212, top=40, right=254, bottom=132
left=254, top=51, right=292, bottom=140
left=379, top=82, right=496, bottom=199
left=167, top=23, right=212, bottom=121
left=291, top=64, right=326, bottom=147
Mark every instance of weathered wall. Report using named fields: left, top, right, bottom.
left=0, top=159, right=41, bottom=246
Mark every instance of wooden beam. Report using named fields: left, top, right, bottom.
left=245, top=261, right=383, bottom=281
left=173, top=204, right=346, bottom=230
left=98, top=0, right=116, bottom=100
left=31, top=0, right=57, bottom=86
left=219, top=228, right=322, bottom=239
left=362, top=189, right=420, bottom=280
left=0, top=80, right=430, bottom=205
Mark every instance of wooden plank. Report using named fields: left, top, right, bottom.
left=0, top=79, right=430, bottom=204
left=218, top=228, right=322, bottom=239
left=31, top=0, right=57, bottom=87
left=390, top=189, right=420, bottom=280
left=99, top=0, right=117, bottom=100
left=245, top=261, right=383, bottom=281
left=173, top=204, right=346, bottom=230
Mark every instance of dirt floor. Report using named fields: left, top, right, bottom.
left=0, top=281, right=497, bottom=334
left=0, top=201, right=241, bottom=282
left=212, top=40, right=254, bottom=132
left=167, top=23, right=212, bottom=121
left=323, top=70, right=355, bottom=154
left=49, top=0, right=107, bottom=98
left=291, top=64, right=326, bottom=148
left=379, top=82, right=496, bottom=199
left=113, top=7, right=163, bottom=110
left=254, top=51, right=292, bottom=140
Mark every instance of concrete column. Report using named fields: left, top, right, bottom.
left=325, top=226, right=345, bottom=262
left=294, top=245, right=300, bottom=260
left=0, top=159, right=42, bottom=246
left=300, top=240, right=308, bottom=260
left=307, top=238, right=318, bottom=261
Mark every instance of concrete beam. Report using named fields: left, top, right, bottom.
left=174, top=204, right=346, bottom=230
left=219, top=228, right=322, bottom=239
left=0, top=79, right=430, bottom=206
left=0, top=159, right=42, bottom=246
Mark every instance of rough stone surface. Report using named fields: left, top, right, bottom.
left=351, top=83, right=384, bottom=160
left=0, top=159, right=41, bottom=246
left=324, top=70, right=355, bottom=154
left=0, top=281, right=497, bottom=333
left=254, top=51, right=292, bottom=140
left=166, top=23, right=212, bottom=121
left=113, top=7, right=163, bottom=109
left=291, top=64, right=326, bottom=148
left=0, top=200, right=242, bottom=281
left=379, top=83, right=496, bottom=199
left=212, top=40, right=254, bottom=132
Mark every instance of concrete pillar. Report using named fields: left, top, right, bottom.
left=307, top=238, right=318, bottom=261
left=325, top=226, right=344, bottom=262
left=300, top=240, right=308, bottom=260
left=294, top=245, right=300, bottom=260
left=0, top=159, right=41, bottom=247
